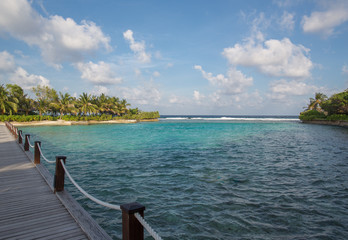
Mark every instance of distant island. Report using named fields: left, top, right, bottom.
left=299, top=89, right=348, bottom=127
left=0, top=84, right=159, bottom=124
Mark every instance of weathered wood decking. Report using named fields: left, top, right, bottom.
left=0, top=124, right=111, bottom=240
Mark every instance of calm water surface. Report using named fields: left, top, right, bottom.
left=21, top=119, right=348, bottom=239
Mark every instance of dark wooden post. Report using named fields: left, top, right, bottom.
left=34, top=141, right=41, bottom=164
left=18, top=130, right=22, bottom=144
left=24, top=134, right=30, bottom=151
left=54, top=156, right=66, bottom=193
left=120, top=202, right=145, bottom=240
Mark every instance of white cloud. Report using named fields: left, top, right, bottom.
left=194, top=65, right=253, bottom=94
left=169, top=95, right=181, bottom=104
left=134, top=68, right=142, bottom=77
left=166, top=63, right=174, bottom=68
left=206, top=90, right=263, bottom=109
left=0, top=0, right=111, bottom=67
left=0, top=50, right=51, bottom=89
left=342, top=65, right=348, bottom=75
left=75, top=61, right=122, bottom=85
left=273, top=0, right=296, bottom=8
left=91, top=85, right=109, bottom=95
left=0, top=51, right=16, bottom=72
left=10, top=67, right=50, bottom=89
left=121, top=83, right=161, bottom=105
left=153, top=71, right=161, bottom=77
left=280, top=11, right=295, bottom=31
left=269, top=79, right=319, bottom=99
left=123, top=29, right=151, bottom=63
left=222, top=37, right=313, bottom=78
left=193, top=90, right=205, bottom=104
left=302, top=1, right=348, bottom=37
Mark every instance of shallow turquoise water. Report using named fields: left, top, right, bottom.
left=21, top=119, right=348, bottom=239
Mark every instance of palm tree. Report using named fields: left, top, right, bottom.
left=96, top=93, right=111, bottom=115
left=21, top=97, right=35, bottom=115
left=50, top=92, right=75, bottom=119
left=32, top=85, right=58, bottom=116
left=109, top=97, right=120, bottom=116
left=307, top=93, right=328, bottom=112
left=35, top=99, right=48, bottom=116
left=6, top=84, right=25, bottom=114
left=0, top=85, right=18, bottom=115
left=78, top=92, right=98, bottom=116
left=118, top=99, right=130, bottom=116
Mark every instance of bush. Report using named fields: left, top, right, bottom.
left=299, top=110, right=327, bottom=121
left=0, top=115, right=57, bottom=122
left=326, top=114, right=348, bottom=121
left=1, top=111, right=160, bottom=122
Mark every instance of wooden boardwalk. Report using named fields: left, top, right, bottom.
left=0, top=124, right=110, bottom=240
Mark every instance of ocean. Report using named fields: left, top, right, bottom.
left=20, top=116, right=348, bottom=239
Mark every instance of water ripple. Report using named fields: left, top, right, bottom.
left=21, top=122, right=348, bottom=239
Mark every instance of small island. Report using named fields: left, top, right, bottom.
left=299, top=89, right=348, bottom=127
left=0, top=84, right=159, bottom=125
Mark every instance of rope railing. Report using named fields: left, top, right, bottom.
left=27, top=135, right=35, bottom=149
left=135, top=213, right=163, bottom=240
left=59, top=159, right=162, bottom=239
left=60, top=159, right=121, bottom=211
left=37, top=144, right=56, bottom=164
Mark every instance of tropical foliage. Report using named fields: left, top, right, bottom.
left=0, top=84, right=159, bottom=121
left=300, top=89, right=348, bottom=121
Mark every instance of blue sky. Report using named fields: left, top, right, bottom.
left=0, top=0, right=348, bottom=115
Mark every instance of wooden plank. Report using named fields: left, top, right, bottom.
left=8, top=224, right=80, bottom=240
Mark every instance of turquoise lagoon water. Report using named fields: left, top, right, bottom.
left=20, top=116, right=348, bottom=239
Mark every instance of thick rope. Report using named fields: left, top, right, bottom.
left=134, top=213, right=163, bottom=240
left=27, top=136, right=35, bottom=149
left=60, top=160, right=121, bottom=211
left=37, top=144, right=56, bottom=164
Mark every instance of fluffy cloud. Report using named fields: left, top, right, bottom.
left=0, top=51, right=16, bottom=72
left=342, top=65, right=348, bottom=75
left=10, top=67, right=50, bottom=89
left=194, top=65, right=253, bottom=94
left=153, top=71, right=161, bottom=77
left=193, top=90, right=205, bottom=104
left=206, top=91, right=263, bottom=109
left=0, top=0, right=111, bottom=67
left=269, top=79, right=318, bottom=99
left=121, top=84, right=161, bottom=105
left=75, top=61, right=122, bottom=85
left=123, top=29, right=151, bottom=63
left=222, top=37, right=313, bottom=78
left=280, top=11, right=295, bottom=31
left=0, top=51, right=50, bottom=88
left=302, top=1, right=348, bottom=37
left=91, top=85, right=109, bottom=95
left=169, top=95, right=181, bottom=104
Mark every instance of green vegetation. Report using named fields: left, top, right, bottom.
left=0, top=84, right=160, bottom=122
left=300, top=89, right=348, bottom=121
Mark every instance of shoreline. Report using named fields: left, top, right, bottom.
left=301, top=120, right=348, bottom=127
left=0, top=119, right=158, bottom=126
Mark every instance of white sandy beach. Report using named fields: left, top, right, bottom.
left=0, top=119, right=159, bottom=126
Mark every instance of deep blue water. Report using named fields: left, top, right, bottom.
left=20, top=117, right=348, bottom=239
